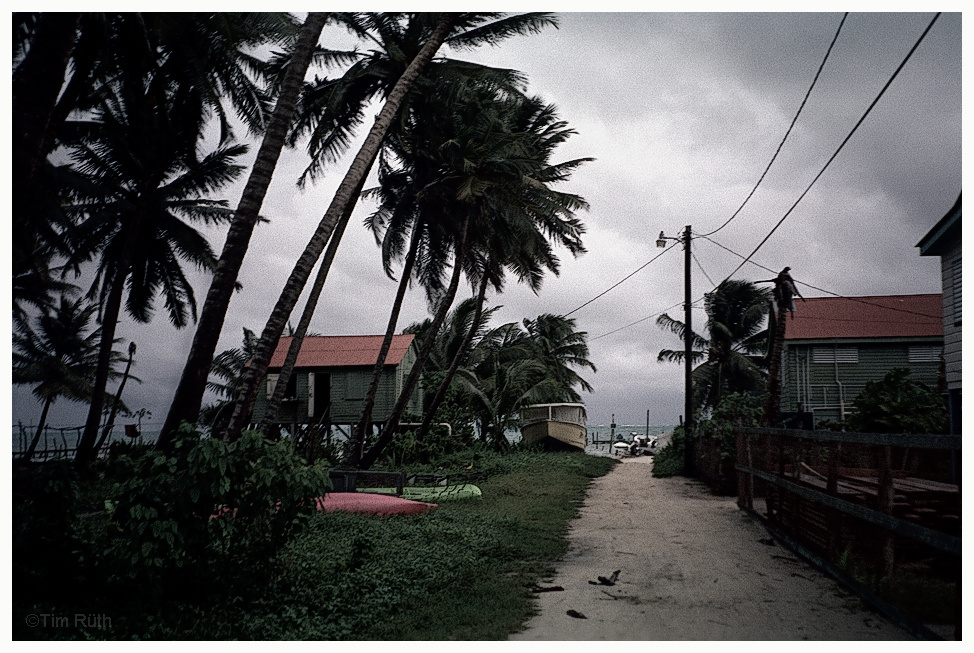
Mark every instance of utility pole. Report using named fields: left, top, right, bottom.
left=657, top=225, right=694, bottom=474
left=682, top=225, right=694, bottom=474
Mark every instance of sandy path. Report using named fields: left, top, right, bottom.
left=509, top=455, right=911, bottom=641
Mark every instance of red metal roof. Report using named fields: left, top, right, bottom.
left=267, top=334, right=416, bottom=369
left=783, top=294, right=942, bottom=340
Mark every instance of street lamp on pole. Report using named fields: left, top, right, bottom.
left=657, top=225, right=694, bottom=474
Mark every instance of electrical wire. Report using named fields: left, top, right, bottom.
left=589, top=301, right=684, bottom=341
left=691, top=250, right=716, bottom=287
left=698, top=234, right=942, bottom=320
left=562, top=240, right=680, bottom=318
left=699, top=12, right=848, bottom=238
left=560, top=13, right=850, bottom=318
left=718, top=12, right=942, bottom=284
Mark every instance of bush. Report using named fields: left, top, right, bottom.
left=652, top=425, right=686, bottom=477
left=105, top=424, right=331, bottom=594
left=846, top=368, right=948, bottom=434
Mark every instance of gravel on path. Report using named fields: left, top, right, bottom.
left=510, top=455, right=912, bottom=641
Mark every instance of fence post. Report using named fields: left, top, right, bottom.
left=877, top=444, right=895, bottom=579
left=737, top=429, right=754, bottom=511
left=827, top=441, right=841, bottom=555
left=765, top=430, right=779, bottom=523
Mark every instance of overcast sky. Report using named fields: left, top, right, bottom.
left=9, top=11, right=962, bottom=434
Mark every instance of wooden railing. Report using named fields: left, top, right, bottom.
left=735, top=426, right=960, bottom=640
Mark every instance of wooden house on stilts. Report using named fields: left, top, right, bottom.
left=250, top=334, right=423, bottom=445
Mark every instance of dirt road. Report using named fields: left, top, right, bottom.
left=510, top=455, right=911, bottom=641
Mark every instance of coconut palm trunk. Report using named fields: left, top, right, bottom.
left=158, top=12, right=328, bottom=449
left=345, top=227, right=422, bottom=466
left=762, top=303, right=787, bottom=427
left=94, top=341, right=136, bottom=456
left=225, top=13, right=457, bottom=441
left=257, top=150, right=376, bottom=434
left=417, top=272, right=489, bottom=441
left=359, top=218, right=469, bottom=469
left=21, top=397, right=55, bottom=463
left=76, top=258, right=132, bottom=464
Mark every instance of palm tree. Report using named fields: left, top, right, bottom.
left=159, top=13, right=331, bottom=446
left=415, top=113, right=593, bottom=439
left=456, top=351, right=558, bottom=451
left=357, top=88, right=590, bottom=467
left=13, top=297, right=120, bottom=461
left=288, top=12, right=554, bottom=186
left=225, top=13, right=461, bottom=441
left=257, top=151, right=377, bottom=434
left=14, top=13, right=298, bottom=333
left=198, top=328, right=259, bottom=433
left=225, top=13, right=566, bottom=443
left=64, top=67, right=249, bottom=464
left=12, top=13, right=81, bottom=277
left=242, top=13, right=557, bottom=457
left=522, top=314, right=597, bottom=402
left=657, top=279, right=772, bottom=415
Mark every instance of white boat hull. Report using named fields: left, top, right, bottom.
left=519, top=403, right=587, bottom=451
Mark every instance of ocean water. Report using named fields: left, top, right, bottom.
left=13, top=422, right=676, bottom=459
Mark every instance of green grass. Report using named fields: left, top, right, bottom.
left=14, top=450, right=616, bottom=640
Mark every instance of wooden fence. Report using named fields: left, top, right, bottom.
left=735, top=426, right=961, bottom=640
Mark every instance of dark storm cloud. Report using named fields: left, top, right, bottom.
left=12, top=11, right=961, bottom=431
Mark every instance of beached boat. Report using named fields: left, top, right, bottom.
left=519, top=403, right=587, bottom=451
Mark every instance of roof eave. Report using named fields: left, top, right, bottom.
left=916, top=194, right=961, bottom=256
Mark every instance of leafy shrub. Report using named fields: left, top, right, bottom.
left=698, top=392, right=763, bottom=459
left=845, top=368, right=948, bottom=434
left=106, top=424, right=330, bottom=594
left=652, top=424, right=686, bottom=477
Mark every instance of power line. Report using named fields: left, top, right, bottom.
left=573, top=13, right=942, bottom=340
left=691, top=250, right=715, bottom=286
left=699, top=234, right=942, bottom=320
left=562, top=240, right=680, bottom=318
left=719, top=12, right=942, bottom=284
left=696, top=234, right=778, bottom=277
left=700, top=13, right=848, bottom=238
left=589, top=300, right=683, bottom=342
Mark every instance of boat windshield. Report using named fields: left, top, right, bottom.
left=520, top=406, right=551, bottom=422
left=550, top=405, right=585, bottom=425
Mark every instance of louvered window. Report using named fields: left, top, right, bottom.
left=812, top=347, right=858, bottom=363
left=908, top=346, right=942, bottom=363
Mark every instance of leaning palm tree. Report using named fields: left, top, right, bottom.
left=13, top=296, right=121, bottom=461
left=657, top=279, right=772, bottom=414
left=241, top=13, right=556, bottom=454
left=225, top=13, right=467, bottom=441
left=63, top=67, right=249, bottom=464
left=159, top=13, right=332, bottom=446
left=354, top=90, right=589, bottom=468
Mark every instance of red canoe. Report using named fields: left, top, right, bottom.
left=313, top=493, right=437, bottom=516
